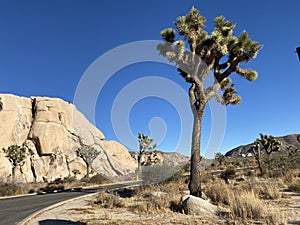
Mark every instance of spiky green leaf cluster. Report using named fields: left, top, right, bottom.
left=222, top=84, right=242, bottom=105
left=229, top=31, right=261, bottom=61
left=199, top=16, right=236, bottom=56
left=159, top=7, right=261, bottom=108
left=159, top=7, right=262, bottom=82
left=236, top=68, right=258, bottom=81
left=138, top=132, right=157, bottom=154
left=220, top=77, right=232, bottom=90
left=253, top=133, right=282, bottom=155
left=220, top=79, right=242, bottom=105
left=78, top=146, right=100, bottom=166
left=175, top=7, right=205, bottom=38
left=160, top=28, right=176, bottom=43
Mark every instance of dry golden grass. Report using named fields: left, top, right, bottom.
left=204, top=180, right=231, bottom=206
left=254, top=180, right=281, bottom=200
left=94, top=193, right=125, bottom=209
left=229, top=190, right=263, bottom=221
left=203, top=174, right=287, bottom=224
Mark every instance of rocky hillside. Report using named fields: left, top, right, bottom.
left=225, top=134, right=300, bottom=157
left=130, top=150, right=190, bottom=167
left=0, top=94, right=136, bottom=183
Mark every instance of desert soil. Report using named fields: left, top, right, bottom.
left=25, top=191, right=300, bottom=225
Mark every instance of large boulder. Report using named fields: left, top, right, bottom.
left=0, top=94, right=32, bottom=147
left=0, top=94, right=136, bottom=183
left=182, top=195, right=219, bottom=216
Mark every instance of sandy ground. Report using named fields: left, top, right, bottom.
left=281, top=192, right=300, bottom=225
left=24, top=193, right=224, bottom=225
left=25, top=191, right=300, bottom=225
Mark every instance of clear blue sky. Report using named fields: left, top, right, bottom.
left=1, top=0, right=299, bottom=158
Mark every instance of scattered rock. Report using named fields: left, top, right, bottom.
left=149, top=191, right=167, bottom=198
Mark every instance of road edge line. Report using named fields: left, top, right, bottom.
left=17, top=192, right=97, bottom=225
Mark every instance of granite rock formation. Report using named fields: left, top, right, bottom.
left=0, top=94, right=136, bottom=183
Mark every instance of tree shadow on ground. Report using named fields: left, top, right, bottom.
left=39, top=219, right=86, bottom=225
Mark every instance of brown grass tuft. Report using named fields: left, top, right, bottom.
left=254, top=181, right=281, bottom=200
left=230, top=190, right=264, bottom=221
left=204, top=180, right=231, bottom=206
left=94, top=193, right=125, bottom=208
left=288, top=179, right=300, bottom=193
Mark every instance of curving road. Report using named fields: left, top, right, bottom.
left=0, top=181, right=141, bottom=225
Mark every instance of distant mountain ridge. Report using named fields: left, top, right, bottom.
left=225, top=134, right=300, bottom=157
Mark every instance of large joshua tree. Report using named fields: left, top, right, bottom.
left=158, top=7, right=261, bottom=197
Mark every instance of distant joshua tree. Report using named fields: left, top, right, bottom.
left=3, top=144, right=33, bottom=183
left=77, top=146, right=99, bottom=179
left=137, top=132, right=157, bottom=180
left=215, top=152, right=226, bottom=166
left=252, top=133, right=281, bottom=175
left=72, top=168, right=81, bottom=179
left=158, top=7, right=261, bottom=197
left=287, top=145, right=298, bottom=156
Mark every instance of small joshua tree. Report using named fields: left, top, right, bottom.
left=137, top=132, right=157, bottom=180
left=3, top=144, right=33, bottom=183
left=158, top=7, right=261, bottom=197
left=77, top=146, right=99, bottom=179
left=252, top=133, right=281, bottom=175
left=215, top=152, right=226, bottom=166
left=72, top=169, right=81, bottom=179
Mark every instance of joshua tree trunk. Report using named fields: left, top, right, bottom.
left=86, top=164, right=90, bottom=179
left=257, top=159, right=263, bottom=176
left=11, top=166, right=16, bottom=184
left=188, top=103, right=205, bottom=197
left=252, top=147, right=264, bottom=176
left=137, top=154, right=142, bottom=180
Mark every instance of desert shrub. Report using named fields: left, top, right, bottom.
left=39, top=182, right=65, bottom=193
left=88, top=174, right=110, bottom=184
left=114, top=188, right=137, bottom=198
left=200, top=171, right=213, bottom=184
left=169, top=200, right=184, bottom=213
left=52, top=177, right=64, bottom=184
left=204, top=180, right=231, bottom=205
left=129, top=182, right=180, bottom=214
left=220, top=166, right=236, bottom=183
left=230, top=190, right=264, bottom=221
left=0, top=182, right=19, bottom=196
left=244, top=169, right=254, bottom=177
left=131, top=194, right=171, bottom=214
left=63, top=175, right=76, bottom=183
left=283, top=169, right=299, bottom=183
left=94, top=193, right=125, bottom=208
left=254, top=181, right=281, bottom=200
left=264, top=207, right=287, bottom=225
left=288, top=180, right=300, bottom=193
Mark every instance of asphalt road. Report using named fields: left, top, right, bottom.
left=0, top=181, right=141, bottom=225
